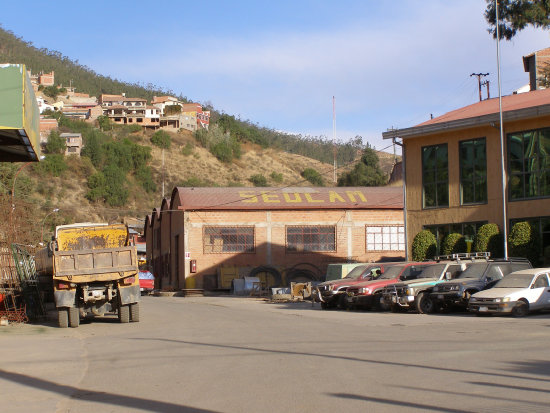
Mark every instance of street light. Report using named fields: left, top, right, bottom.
left=41, top=208, right=60, bottom=245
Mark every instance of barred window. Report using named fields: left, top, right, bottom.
left=366, top=226, right=405, bottom=251
left=286, top=226, right=335, bottom=252
left=203, top=227, right=254, bottom=253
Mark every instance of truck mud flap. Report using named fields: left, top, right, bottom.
left=54, top=290, right=76, bottom=308
left=119, top=285, right=140, bottom=305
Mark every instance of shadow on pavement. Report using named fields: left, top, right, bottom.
left=0, top=369, right=218, bottom=413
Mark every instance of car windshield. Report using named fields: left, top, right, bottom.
left=417, top=264, right=446, bottom=278
left=457, top=263, right=488, bottom=279
left=493, top=273, right=533, bottom=288
left=377, top=265, right=406, bottom=280
left=344, top=265, right=371, bottom=279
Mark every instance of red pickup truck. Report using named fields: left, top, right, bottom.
left=315, top=262, right=402, bottom=309
left=345, top=262, right=436, bottom=310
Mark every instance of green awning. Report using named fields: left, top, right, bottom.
left=0, top=64, right=41, bottom=162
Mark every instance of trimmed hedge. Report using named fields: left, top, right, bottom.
left=509, top=221, right=540, bottom=265
left=412, top=230, right=437, bottom=261
left=441, top=233, right=467, bottom=256
left=473, top=223, right=503, bottom=258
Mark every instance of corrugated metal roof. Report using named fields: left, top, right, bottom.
left=383, top=88, right=550, bottom=140
left=171, top=186, right=403, bottom=211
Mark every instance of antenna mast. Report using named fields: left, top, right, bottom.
left=333, top=96, right=337, bottom=183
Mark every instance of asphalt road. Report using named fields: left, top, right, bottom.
left=1, top=295, right=550, bottom=413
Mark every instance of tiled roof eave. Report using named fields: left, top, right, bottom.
left=382, top=103, right=550, bottom=140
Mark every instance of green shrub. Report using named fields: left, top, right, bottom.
left=301, top=168, right=324, bottom=186
left=45, top=131, right=66, bottom=154
left=249, top=174, right=267, bottom=187
left=270, top=171, right=283, bottom=183
left=473, top=223, right=503, bottom=258
left=508, top=221, right=540, bottom=265
left=33, top=154, right=68, bottom=177
left=135, top=166, right=156, bottom=193
left=411, top=230, right=437, bottom=261
left=182, top=142, right=194, bottom=156
left=441, top=233, right=467, bottom=255
left=150, top=130, right=171, bottom=149
left=179, top=176, right=214, bottom=187
left=194, top=128, right=208, bottom=147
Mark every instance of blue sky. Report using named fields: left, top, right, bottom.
left=2, top=0, right=550, bottom=152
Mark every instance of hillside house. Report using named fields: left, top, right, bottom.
left=60, top=132, right=82, bottom=156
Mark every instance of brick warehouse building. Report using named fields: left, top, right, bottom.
left=145, top=186, right=404, bottom=291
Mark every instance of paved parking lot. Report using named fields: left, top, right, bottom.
left=1, top=295, right=550, bottom=413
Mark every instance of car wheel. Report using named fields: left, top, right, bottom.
left=512, top=300, right=529, bottom=317
left=338, top=294, right=348, bottom=310
left=69, top=307, right=80, bottom=328
left=416, top=292, right=434, bottom=314
left=118, top=304, right=130, bottom=323
left=58, top=308, right=69, bottom=328
left=130, top=303, right=140, bottom=322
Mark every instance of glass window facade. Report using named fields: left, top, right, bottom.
left=424, top=221, right=487, bottom=255
left=460, top=138, right=487, bottom=204
left=422, top=144, right=448, bottom=208
left=286, top=226, right=336, bottom=252
left=509, top=216, right=550, bottom=260
left=508, top=127, right=550, bottom=200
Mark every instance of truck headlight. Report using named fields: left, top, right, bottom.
left=359, top=287, right=371, bottom=294
left=328, top=285, right=334, bottom=291
left=502, top=297, right=511, bottom=302
left=406, top=288, right=414, bottom=295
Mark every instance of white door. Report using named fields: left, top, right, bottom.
left=528, top=273, right=550, bottom=310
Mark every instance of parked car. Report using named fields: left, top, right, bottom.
left=468, top=268, right=550, bottom=316
left=345, top=262, right=436, bottom=310
left=315, top=262, right=400, bottom=309
left=380, top=257, right=471, bottom=313
left=324, top=263, right=372, bottom=282
left=138, top=270, right=155, bottom=295
left=430, top=257, right=531, bottom=311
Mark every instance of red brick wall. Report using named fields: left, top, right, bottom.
left=163, top=207, right=404, bottom=290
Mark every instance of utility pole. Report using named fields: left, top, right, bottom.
left=471, top=73, right=489, bottom=101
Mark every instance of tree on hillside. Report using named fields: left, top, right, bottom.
left=485, top=0, right=550, bottom=39
left=337, top=145, right=386, bottom=187
left=150, top=130, right=171, bottom=149
left=45, top=131, right=66, bottom=154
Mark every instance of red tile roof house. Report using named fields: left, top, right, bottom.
left=145, top=186, right=405, bottom=291
left=383, top=87, right=550, bottom=259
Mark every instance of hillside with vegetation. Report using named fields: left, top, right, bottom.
left=0, top=25, right=399, bottom=242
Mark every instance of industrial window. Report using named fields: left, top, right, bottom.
left=286, top=226, right=335, bottom=252
left=508, top=127, right=550, bottom=200
left=460, top=138, right=487, bottom=204
left=366, top=226, right=405, bottom=251
left=203, top=227, right=254, bottom=253
left=422, top=144, right=448, bottom=208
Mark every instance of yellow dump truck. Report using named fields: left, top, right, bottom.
left=35, top=223, right=140, bottom=328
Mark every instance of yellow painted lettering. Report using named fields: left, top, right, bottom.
left=329, top=191, right=346, bottom=203
left=305, top=193, right=323, bottom=203
left=261, top=192, right=280, bottom=203
left=346, top=191, right=367, bottom=203
left=283, top=193, right=303, bottom=203
left=240, top=191, right=258, bottom=203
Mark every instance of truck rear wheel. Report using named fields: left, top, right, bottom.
left=118, top=305, right=130, bottom=323
left=69, top=307, right=80, bottom=328
left=58, top=308, right=69, bottom=328
left=130, top=303, right=140, bottom=322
